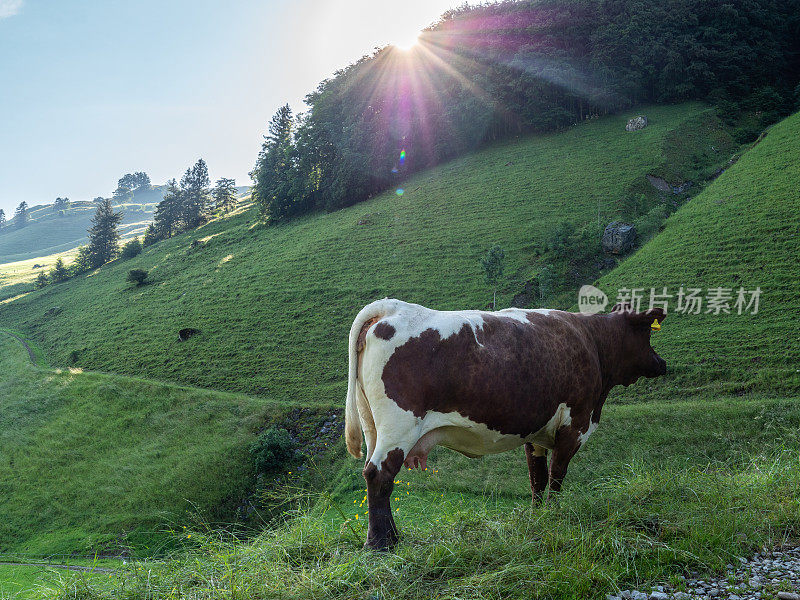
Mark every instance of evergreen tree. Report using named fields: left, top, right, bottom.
left=35, top=271, right=49, bottom=288
left=50, top=257, right=70, bottom=283
left=0, top=209, right=5, bottom=230
left=133, top=172, right=151, bottom=191
left=53, top=197, right=70, bottom=212
left=143, top=223, right=159, bottom=247
left=87, top=199, right=123, bottom=268
left=14, top=201, right=28, bottom=228
left=212, top=178, right=238, bottom=213
left=251, top=104, right=297, bottom=222
left=153, top=178, right=183, bottom=239
left=180, top=159, right=211, bottom=228
left=70, top=245, right=92, bottom=275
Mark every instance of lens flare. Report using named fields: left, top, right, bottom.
left=396, top=188, right=405, bottom=196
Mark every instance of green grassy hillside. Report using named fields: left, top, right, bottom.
left=0, top=190, right=161, bottom=264
left=597, top=109, right=800, bottom=402
left=43, top=108, right=800, bottom=600
left=0, top=331, right=268, bottom=555
left=0, top=103, right=733, bottom=404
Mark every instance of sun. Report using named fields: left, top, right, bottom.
left=392, top=30, right=421, bottom=51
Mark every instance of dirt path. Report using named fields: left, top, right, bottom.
left=0, top=330, right=37, bottom=366
left=0, top=562, right=114, bottom=574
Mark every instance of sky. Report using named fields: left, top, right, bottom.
left=0, top=0, right=471, bottom=214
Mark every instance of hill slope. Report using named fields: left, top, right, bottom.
left=0, top=103, right=732, bottom=403
left=0, top=189, right=162, bottom=264
left=0, top=331, right=265, bottom=555
left=598, top=109, right=800, bottom=402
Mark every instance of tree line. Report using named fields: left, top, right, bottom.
left=144, top=159, right=237, bottom=245
left=251, top=0, right=800, bottom=222
left=32, top=162, right=237, bottom=289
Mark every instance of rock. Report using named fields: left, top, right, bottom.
left=631, top=592, right=648, bottom=600
left=626, top=115, right=648, bottom=131
left=601, top=221, right=636, bottom=254
left=178, top=328, right=201, bottom=342
left=648, top=592, right=668, bottom=600
left=777, top=593, right=800, bottom=600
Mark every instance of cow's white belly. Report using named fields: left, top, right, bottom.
left=406, top=402, right=572, bottom=461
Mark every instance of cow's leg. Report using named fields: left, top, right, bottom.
left=363, top=447, right=404, bottom=551
left=524, top=442, right=548, bottom=504
left=548, top=427, right=581, bottom=495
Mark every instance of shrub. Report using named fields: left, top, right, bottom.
left=35, top=271, right=49, bottom=289
left=126, top=268, right=148, bottom=286
left=250, top=428, right=295, bottom=474
left=121, top=237, right=143, bottom=259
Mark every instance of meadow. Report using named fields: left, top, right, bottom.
left=1, top=104, right=799, bottom=598
left=0, top=103, right=737, bottom=403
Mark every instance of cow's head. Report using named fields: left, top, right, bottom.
left=611, top=304, right=667, bottom=385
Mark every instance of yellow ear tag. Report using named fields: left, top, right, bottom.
left=651, top=319, right=661, bottom=331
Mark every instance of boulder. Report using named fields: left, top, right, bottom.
left=602, top=222, right=636, bottom=254
left=626, top=115, right=648, bottom=131
left=178, top=328, right=201, bottom=342
left=45, top=306, right=62, bottom=317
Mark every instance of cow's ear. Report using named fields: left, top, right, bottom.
left=625, top=308, right=667, bottom=326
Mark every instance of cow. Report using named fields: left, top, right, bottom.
left=344, top=298, right=667, bottom=550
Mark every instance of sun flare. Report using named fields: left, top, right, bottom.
left=392, top=30, right=421, bottom=51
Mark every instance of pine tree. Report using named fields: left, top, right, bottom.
left=71, top=245, right=92, bottom=275
left=35, top=271, right=49, bottom=288
left=0, top=209, right=6, bottom=230
left=180, top=159, right=211, bottom=228
left=14, top=201, right=28, bottom=228
left=143, top=223, right=159, bottom=247
left=251, top=104, right=296, bottom=222
left=133, top=172, right=151, bottom=191
left=87, top=199, right=123, bottom=268
left=50, top=257, right=70, bottom=283
left=153, top=178, right=183, bottom=239
left=212, top=178, right=238, bottom=213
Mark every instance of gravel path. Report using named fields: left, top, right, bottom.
left=608, top=548, right=800, bottom=600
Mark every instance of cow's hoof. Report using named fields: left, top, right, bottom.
left=364, top=532, right=399, bottom=552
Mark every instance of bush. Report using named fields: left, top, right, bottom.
left=250, top=428, right=295, bottom=474
left=126, top=268, right=148, bottom=286
left=35, top=271, right=49, bottom=289
left=121, top=237, right=143, bottom=259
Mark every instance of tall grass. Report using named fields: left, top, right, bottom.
left=54, top=449, right=800, bottom=599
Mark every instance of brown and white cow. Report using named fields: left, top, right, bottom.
left=344, top=298, right=666, bottom=550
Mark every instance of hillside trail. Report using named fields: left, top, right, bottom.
left=0, top=562, right=114, bottom=573
left=0, top=330, right=37, bottom=365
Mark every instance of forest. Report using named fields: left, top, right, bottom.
left=251, top=0, right=800, bottom=221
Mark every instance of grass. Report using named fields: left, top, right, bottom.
left=0, top=103, right=733, bottom=403
left=595, top=109, right=800, bottom=402
left=0, top=332, right=274, bottom=556
left=50, top=395, right=800, bottom=599
left=2, top=104, right=799, bottom=597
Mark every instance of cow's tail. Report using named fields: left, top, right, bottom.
left=345, top=298, right=398, bottom=459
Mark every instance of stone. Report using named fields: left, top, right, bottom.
left=626, top=115, right=648, bottom=131
left=601, top=221, right=636, bottom=254
left=178, top=328, right=201, bottom=342
left=777, top=593, right=800, bottom=600
left=45, top=306, right=62, bottom=317
left=648, top=592, right=668, bottom=600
